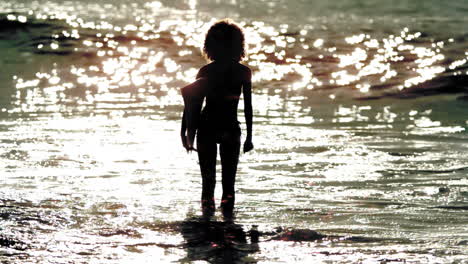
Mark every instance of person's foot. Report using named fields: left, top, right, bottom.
left=220, top=195, right=234, bottom=210
left=202, top=207, right=214, bottom=218
left=220, top=195, right=235, bottom=220
left=221, top=206, right=234, bottom=221
left=201, top=198, right=215, bottom=218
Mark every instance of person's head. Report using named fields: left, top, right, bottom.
left=203, top=19, right=246, bottom=62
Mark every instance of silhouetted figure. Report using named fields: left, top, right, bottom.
left=181, top=19, right=253, bottom=217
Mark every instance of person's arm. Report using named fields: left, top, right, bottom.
left=243, top=68, right=254, bottom=153
left=182, top=66, right=206, bottom=152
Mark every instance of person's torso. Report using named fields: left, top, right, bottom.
left=199, top=61, right=247, bottom=128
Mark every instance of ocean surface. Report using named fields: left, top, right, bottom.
left=1, top=0, right=467, bottom=263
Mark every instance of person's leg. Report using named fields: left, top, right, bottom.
left=197, top=132, right=217, bottom=215
left=219, top=131, right=241, bottom=214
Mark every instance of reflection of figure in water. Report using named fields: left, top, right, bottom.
left=181, top=19, right=254, bottom=217
left=180, top=217, right=259, bottom=263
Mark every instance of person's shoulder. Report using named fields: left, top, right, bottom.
left=238, top=63, right=252, bottom=80
left=199, top=63, right=211, bottom=72
left=238, top=63, right=251, bottom=72
left=200, top=62, right=219, bottom=72
left=197, top=63, right=214, bottom=78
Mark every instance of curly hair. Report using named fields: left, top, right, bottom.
left=202, top=19, right=246, bottom=62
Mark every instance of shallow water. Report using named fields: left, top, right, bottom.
left=1, top=0, right=468, bottom=263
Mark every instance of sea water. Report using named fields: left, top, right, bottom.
left=1, top=0, right=467, bottom=263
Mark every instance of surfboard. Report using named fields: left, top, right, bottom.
left=181, top=78, right=209, bottom=148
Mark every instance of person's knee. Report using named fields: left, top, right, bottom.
left=200, top=161, right=216, bottom=174
left=202, top=175, right=216, bottom=183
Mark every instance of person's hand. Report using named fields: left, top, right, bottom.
left=186, top=129, right=197, bottom=153
left=243, top=139, right=254, bottom=153
left=181, top=134, right=189, bottom=151
left=181, top=132, right=197, bottom=152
